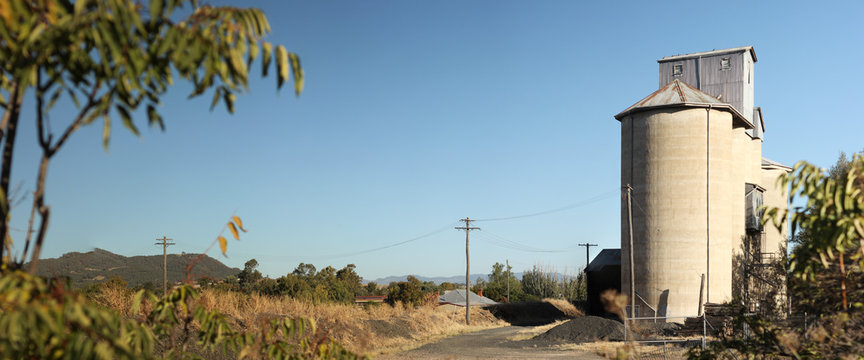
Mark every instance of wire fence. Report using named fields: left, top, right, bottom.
left=620, top=311, right=819, bottom=359
left=623, top=314, right=708, bottom=360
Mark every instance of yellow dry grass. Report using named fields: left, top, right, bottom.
left=541, top=297, right=584, bottom=318
left=90, top=287, right=507, bottom=356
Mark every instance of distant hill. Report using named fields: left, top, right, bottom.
left=370, top=272, right=582, bottom=285
left=370, top=273, right=525, bottom=285
left=34, top=248, right=240, bottom=288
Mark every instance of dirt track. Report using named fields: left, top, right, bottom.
left=377, top=326, right=607, bottom=359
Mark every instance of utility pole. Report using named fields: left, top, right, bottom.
left=455, top=218, right=479, bottom=325
left=155, top=236, right=175, bottom=296
left=578, top=243, right=598, bottom=271
left=625, top=185, right=635, bottom=318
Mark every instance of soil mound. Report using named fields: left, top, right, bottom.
left=534, top=316, right=625, bottom=343
left=486, top=300, right=578, bottom=326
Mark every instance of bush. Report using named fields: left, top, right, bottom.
left=0, top=270, right=366, bottom=359
left=386, top=276, right=425, bottom=307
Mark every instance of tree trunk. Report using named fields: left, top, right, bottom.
left=0, top=83, right=23, bottom=264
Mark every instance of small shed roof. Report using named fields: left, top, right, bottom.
left=657, top=46, right=757, bottom=63
left=586, top=248, right=621, bottom=272
left=614, top=79, right=754, bottom=129
left=439, top=289, right=498, bottom=307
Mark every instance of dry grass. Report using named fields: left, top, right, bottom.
left=90, top=287, right=507, bottom=356
left=558, top=341, right=693, bottom=359
left=542, top=298, right=584, bottom=317
left=88, top=284, right=134, bottom=315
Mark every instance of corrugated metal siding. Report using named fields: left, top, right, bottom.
left=658, top=49, right=755, bottom=123
left=659, top=58, right=699, bottom=89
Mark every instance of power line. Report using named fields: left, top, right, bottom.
left=473, top=231, right=570, bottom=253
left=274, top=223, right=458, bottom=261
left=251, top=222, right=464, bottom=263
left=473, top=190, right=618, bottom=222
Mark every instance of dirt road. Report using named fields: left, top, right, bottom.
left=377, top=326, right=607, bottom=359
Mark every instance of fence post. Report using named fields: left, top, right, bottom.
left=624, top=311, right=628, bottom=342
left=702, top=313, right=707, bottom=350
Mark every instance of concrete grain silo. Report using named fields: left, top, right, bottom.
left=610, top=46, right=791, bottom=319
left=614, top=80, right=753, bottom=318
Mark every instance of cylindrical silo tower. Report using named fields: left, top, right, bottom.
left=614, top=79, right=754, bottom=319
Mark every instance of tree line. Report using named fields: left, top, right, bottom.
left=212, top=259, right=586, bottom=307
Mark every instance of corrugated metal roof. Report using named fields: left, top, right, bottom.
left=657, top=46, right=757, bottom=63
left=613, top=79, right=754, bottom=129
left=438, top=289, right=498, bottom=307
left=761, top=157, right=792, bottom=172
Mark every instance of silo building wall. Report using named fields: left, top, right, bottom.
left=621, top=107, right=734, bottom=319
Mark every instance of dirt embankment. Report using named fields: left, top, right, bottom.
left=485, top=298, right=584, bottom=326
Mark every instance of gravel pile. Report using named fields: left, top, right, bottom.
left=533, top=316, right=626, bottom=343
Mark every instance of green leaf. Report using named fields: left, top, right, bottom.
left=45, top=88, right=63, bottom=112
left=74, top=0, right=88, bottom=15
left=261, top=42, right=272, bottom=77
left=288, top=52, right=303, bottom=96
left=209, top=88, right=221, bottom=111
left=222, top=91, right=235, bottom=114
left=247, top=40, right=259, bottom=66
left=150, top=0, right=164, bottom=23
left=102, top=114, right=111, bottom=150
left=115, top=105, right=139, bottom=137
left=276, top=45, right=288, bottom=90
left=147, top=105, right=164, bottom=131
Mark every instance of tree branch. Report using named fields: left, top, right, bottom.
left=48, top=81, right=103, bottom=156
left=21, top=72, right=49, bottom=264
left=36, top=71, right=49, bottom=149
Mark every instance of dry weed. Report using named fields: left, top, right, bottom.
left=89, top=285, right=134, bottom=315
left=94, top=288, right=506, bottom=356
left=542, top=298, right=584, bottom=317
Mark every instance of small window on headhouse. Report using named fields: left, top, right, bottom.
left=721, top=58, right=731, bottom=70
left=672, top=64, right=683, bottom=76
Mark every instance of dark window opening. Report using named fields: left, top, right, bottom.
left=721, top=58, right=731, bottom=70
left=745, top=183, right=764, bottom=232
left=672, top=64, right=683, bottom=76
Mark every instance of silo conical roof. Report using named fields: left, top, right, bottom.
left=614, top=79, right=753, bottom=129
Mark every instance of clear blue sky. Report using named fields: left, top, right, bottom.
left=8, top=0, right=863, bottom=281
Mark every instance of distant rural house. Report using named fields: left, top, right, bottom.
left=438, top=289, right=498, bottom=307
left=607, top=46, right=790, bottom=320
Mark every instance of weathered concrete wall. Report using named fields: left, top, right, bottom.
left=730, top=128, right=749, bottom=302
left=749, top=139, right=763, bottom=186
left=621, top=107, right=734, bottom=319
left=761, top=168, right=788, bottom=255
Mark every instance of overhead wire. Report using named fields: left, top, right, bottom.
left=473, top=230, right=572, bottom=253
left=473, top=189, right=619, bottom=222
left=255, top=189, right=620, bottom=264
left=275, top=222, right=459, bottom=261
